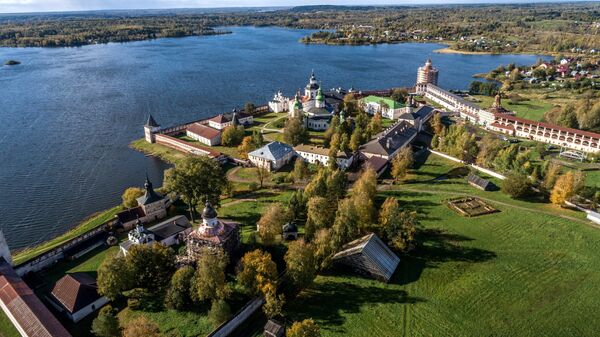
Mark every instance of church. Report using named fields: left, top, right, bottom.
left=288, top=71, right=337, bottom=131
left=184, top=200, right=240, bottom=260
left=115, top=175, right=170, bottom=230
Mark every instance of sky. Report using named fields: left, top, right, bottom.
left=0, top=0, right=581, bottom=14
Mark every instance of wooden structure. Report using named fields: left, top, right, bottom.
left=263, top=319, right=285, bottom=337
left=332, top=233, right=400, bottom=282
left=467, top=173, right=494, bottom=191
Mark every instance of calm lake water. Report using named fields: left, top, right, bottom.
left=0, top=26, right=549, bottom=250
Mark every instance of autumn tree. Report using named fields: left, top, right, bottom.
left=476, top=134, right=502, bottom=168
left=501, top=172, right=531, bottom=199
left=221, top=125, right=245, bottom=146
left=237, top=136, right=255, bottom=159
left=378, top=198, right=417, bottom=252
left=331, top=198, right=360, bottom=250
left=391, top=147, right=414, bottom=181
left=390, top=88, right=408, bottom=103
left=287, top=319, right=321, bottom=337
left=164, top=266, right=194, bottom=310
left=262, top=282, right=285, bottom=318
left=258, top=203, right=288, bottom=245
left=542, top=162, right=561, bottom=191
left=284, top=116, right=309, bottom=146
left=252, top=129, right=265, bottom=147
left=244, top=102, right=256, bottom=114
left=121, top=187, right=144, bottom=208
left=97, top=254, right=132, bottom=300
left=431, top=112, right=444, bottom=135
left=292, top=158, right=310, bottom=182
left=122, top=317, right=161, bottom=337
left=350, top=167, right=378, bottom=227
left=550, top=171, right=575, bottom=205
left=285, top=239, right=317, bottom=290
left=163, top=156, right=227, bottom=221
left=313, top=228, right=335, bottom=270
left=91, top=305, right=120, bottom=337
left=191, top=247, right=230, bottom=302
left=237, top=249, right=278, bottom=296
left=288, top=189, right=307, bottom=222
left=368, top=112, right=383, bottom=135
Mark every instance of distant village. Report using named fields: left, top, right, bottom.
left=1, top=59, right=599, bottom=337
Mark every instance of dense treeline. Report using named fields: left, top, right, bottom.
left=1, top=3, right=599, bottom=52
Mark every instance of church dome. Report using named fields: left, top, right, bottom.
left=202, top=201, right=218, bottom=219
left=316, top=88, right=324, bottom=101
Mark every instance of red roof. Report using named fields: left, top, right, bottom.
left=187, top=123, right=221, bottom=140
left=0, top=259, right=72, bottom=337
left=209, top=114, right=228, bottom=124
left=495, top=114, right=600, bottom=139
left=51, top=273, right=102, bottom=313
left=490, top=122, right=514, bottom=130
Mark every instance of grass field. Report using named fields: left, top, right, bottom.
left=0, top=310, right=20, bottom=337
left=285, top=152, right=599, bottom=337
left=12, top=205, right=123, bottom=265
left=473, top=94, right=553, bottom=121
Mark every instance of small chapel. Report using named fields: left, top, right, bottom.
left=185, top=200, right=240, bottom=259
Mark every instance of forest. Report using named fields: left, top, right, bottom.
left=0, top=2, right=599, bottom=54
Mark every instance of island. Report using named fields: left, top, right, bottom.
left=4, top=60, right=21, bottom=66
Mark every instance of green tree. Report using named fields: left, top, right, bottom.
left=221, top=125, right=245, bottom=146
left=163, top=156, right=227, bottom=222
left=331, top=198, right=360, bottom=251
left=252, top=129, right=265, bottom=147
left=97, top=254, right=132, bottom=301
left=313, top=228, right=335, bottom=270
left=287, top=319, right=321, bottom=337
left=127, top=243, right=176, bottom=295
left=288, top=189, right=307, bottom=221
left=390, top=88, right=408, bottom=103
left=284, top=239, right=317, bottom=290
left=378, top=198, right=417, bottom=252
left=501, top=172, right=531, bottom=199
left=244, top=102, right=256, bottom=114
left=164, top=266, right=194, bottom=310
left=284, top=116, right=309, bottom=146
left=391, top=147, right=414, bottom=181
left=305, top=196, right=336, bottom=240
left=121, top=187, right=144, bottom=208
left=91, top=305, right=120, bottom=337
left=191, top=247, right=230, bottom=302
left=208, top=300, right=231, bottom=328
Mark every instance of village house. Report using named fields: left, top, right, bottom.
left=248, top=141, right=295, bottom=171
left=294, top=144, right=354, bottom=170
left=361, top=95, right=407, bottom=120
left=49, top=273, right=109, bottom=322
left=186, top=122, right=222, bottom=146
left=119, top=215, right=192, bottom=255
left=116, top=175, right=170, bottom=230
left=359, top=121, right=418, bottom=161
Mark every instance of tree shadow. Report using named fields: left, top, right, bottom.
left=286, top=276, right=425, bottom=332
left=392, top=228, right=496, bottom=286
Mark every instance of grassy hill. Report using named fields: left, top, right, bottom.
left=285, top=153, right=600, bottom=337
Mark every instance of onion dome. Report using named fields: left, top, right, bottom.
left=202, top=200, right=218, bottom=219
left=316, top=87, right=324, bottom=102
left=293, top=93, right=303, bottom=110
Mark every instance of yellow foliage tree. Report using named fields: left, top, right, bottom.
left=237, top=136, right=255, bottom=159
left=287, top=319, right=321, bottom=337
left=550, top=171, right=575, bottom=206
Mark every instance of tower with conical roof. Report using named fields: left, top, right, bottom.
left=305, top=71, right=320, bottom=99
left=144, top=115, right=161, bottom=143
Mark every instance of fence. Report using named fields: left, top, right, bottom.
left=427, top=149, right=506, bottom=180
left=206, top=297, right=265, bottom=337
left=155, top=134, right=222, bottom=158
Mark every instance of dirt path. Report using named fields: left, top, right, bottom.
left=227, top=166, right=255, bottom=184
left=378, top=185, right=595, bottom=227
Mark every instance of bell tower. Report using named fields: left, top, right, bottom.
left=144, top=115, right=160, bottom=143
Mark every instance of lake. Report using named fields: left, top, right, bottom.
left=0, top=26, right=549, bottom=250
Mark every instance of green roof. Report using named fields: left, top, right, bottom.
left=362, top=95, right=405, bottom=109
left=316, top=88, right=324, bottom=101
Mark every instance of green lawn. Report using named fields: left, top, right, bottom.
left=130, top=138, right=189, bottom=165
left=285, top=153, right=599, bottom=337
left=118, top=307, right=214, bottom=337
left=12, top=205, right=123, bottom=265
left=473, top=94, right=553, bottom=121
left=0, top=310, right=20, bottom=337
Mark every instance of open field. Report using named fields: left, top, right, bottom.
left=0, top=310, right=20, bottom=337
left=130, top=138, right=189, bottom=165
left=12, top=205, right=123, bottom=266
left=285, top=152, right=599, bottom=337
left=472, top=94, right=554, bottom=121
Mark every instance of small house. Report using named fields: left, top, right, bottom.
left=332, top=233, right=400, bottom=282
left=467, top=173, right=494, bottom=191
left=50, top=273, right=108, bottom=322
left=264, top=319, right=285, bottom=337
